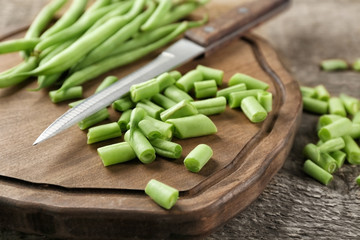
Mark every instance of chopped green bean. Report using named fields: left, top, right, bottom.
left=303, top=160, right=333, bottom=185
left=329, top=150, right=346, bottom=169
left=151, top=93, right=177, bottom=109
left=78, top=108, right=110, bottom=130
left=196, top=65, right=224, bottom=86
left=352, top=59, right=360, bottom=71
left=241, top=96, right=267, bottom=123
left=149, top=138, right=182, bottom=159
left=190, top=97, right=226, bottom=116
left=68, top=99, right=83, bottom=108
left=143, top=116, right=173, bottom=140
left=342, top=135, right=360, bottom=164
left=130, top=78, right=160, bottom=102
left=228, top=73, right=269, bottom=90
left=317, top=114, right=344, bottom=130
left=302, top=96, right=328, bottom=114
left=318, top=118, right=353, bottom=141
left=145, top=179, right=178, bottom=210
left=257, top=91, right=272, bottom=112
left=194, top=80, right=217, bottom=99
left=320, top=59, right=348, bottom=71
left=95, top=76, right=118, bottom=93
left=137, top=100, right=164, bottom=119
left=118, top=109, right=132, bottom=132
left=176, top=69, right=203, bottom=92
left=350, top=123, right=360, bottom=139
left=141, top=0, right=172, bottom=31
left=112, top=95, right=135, bottom=112
left=184, top=144, right=212, bottom=172
left=166, top=114, right=217, bottom=139
left=124, top=129, right=156, bottom=164
left=97, top=142, right=136, bottom=166
left=318, top=137, right=345, bottom=153
left=160, top=100, right=198, bottom=121
left=129, top=107, right=147, bottom=131
left=0, top=38, right=40, bottom=54
left=228, top=89, right=263, bottom=108
left=138, top=119, right=162, bottom=140
left=163, top=85, right=193, bottom=102
left=339, top=93, right=359, bottom=115
left=353, top=112, right=360, bottom=124
left=49, top=86, right=83, bottom=103
left=300, top=86, right=316, bottom=98
left=156, top=72, right=176, bottom=92
left=216, top=83, right=246, bottom=100
left=328, top=97, right=346, bottom=117
left=87, top=122, right=122, bottom=144
left=314, top=85, right=330, bottom=101
left=303, top=143, right=321, bottom=163
left=319, top=152, right=338, bottom=173
left=169, top=70, right=182, bottom=81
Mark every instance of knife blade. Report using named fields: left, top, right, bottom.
left=34, top=0, right=290, bottom=145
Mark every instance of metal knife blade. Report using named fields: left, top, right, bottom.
left=34, top=0, right=290, bottom=145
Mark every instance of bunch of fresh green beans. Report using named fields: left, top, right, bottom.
left=0, top=0, right=209, bottom=94
left=300, top=84, right=360, bottom=186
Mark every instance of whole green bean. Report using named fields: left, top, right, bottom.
left=41, top=0, right=89, bottom=38
left=86, top=0, right=112, bottom=13
left=49, top=86, right=83, bottom=103
left=0, top=38, right=40, bottom=54
left=95, top=76, right=118, bottom=93
left=33, top=73, right=62, bottom=91
left=141, top=0, right=172, bottom=31
left=0, top=57, right=38, bottom=88
left=59, top=22, right=188, bottom=90
left=159, top=1, right=200, bottom=27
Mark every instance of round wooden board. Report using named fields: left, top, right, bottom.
left=0, top=33, right=302, bottom=239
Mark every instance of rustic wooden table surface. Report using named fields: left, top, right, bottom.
left=0, top=0, right=359, bottom=239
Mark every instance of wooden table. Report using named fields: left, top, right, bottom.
left=0, top=0, right=359, bottom=239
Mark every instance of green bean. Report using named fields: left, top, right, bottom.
left=190, top=97, right=226, bottom=116
left=68, top=99, right=83, bottom=108
left=160, top=100, right=198, bottom=121
left=300, top=86, right=316, bottom=98
left=124, top=129, right=156, bottom=164
left=166, top=114, right=217, bottom=139
left=145, top=179, right=179, bottom=210
left=143, top=115, right=173, bottom=140
left=112, top=96, right=135, bottom=112
left=229, top=73, right=269, bottom=90
left=38, top=40, right=74, bottom=65
left=228, top=89, right=263, bottom=108
left=33, top=73, right=62, bottom=91
left=130, top=78, right=160, bottom=102
left=328, top=97, right=346, bottom=117
left=156, top=72, right=176, bottom=92
left=353, top=112, right=360, bottom=124
left=42, top=0, right=89, bottom=38
left=169, top=70, right=182, bottom=81
left=318, top=137, right=345, bottom=153
left=320, top=59, right=348, bottom=71
left=330, top=150, right=346, bottom=169
left=303, top=160, right=333, bottom=185
left=149, top=138, right=182, bottom=159
left=184, top=144, right=212, bottom=173
left=350, top=123, right=360, bottom=139
left=129, top=107, right=147, bottom=131
left=159, top=2, right=199, bottom=27
left=314, top=85, right=330, bottom=101
left=318, top=118, right=353, bottom=141
left=196, top=65, right=224, bottom=86
left=138, top=119, right=162, bottom=140
left=78, top=108, right=110, bottom=130
left=118, top=109, right=132, bottom=132
left=137, top=99, right=164, bottom=119
left=95, top=76, right=118, bottom=93
left=342, top=135, right=360, bottom=164
left=353, top=59, right=360, bottom=71
left=59, top=22, right=188, bottom=90
left=49, top=86, right=83, bottom=103
left=74, top=0, right=151, bottom=70
left=317, top=114, right=344, bottom=130
left=141, top=0, right=172, bottom=31
left=257, top=91, right=272, bottom=113
left=302, top=96, right=328, bottom=114
left=176, top=69, right=203, bottom=92
left=0, top=57, right=38, bottom=88
left=194, top=80, right=217, bottom=99
left=87, top=122, right=122, bottom=144
left=163, top=85, right=193, bottom=102
left=97, top=142, right=136, bottom=166
left=216, top=83, right=246, bottom=100
left=34, top=4, right=118, bottom=51
left=87, top=0, right=112, bottom=13
left=339, top=93, right=359, bottom=115
left=151, top=93, right=177, bottom=109
left=0, top=38, right=40, bottom=54
left=241, top=96, right=267, bottom=123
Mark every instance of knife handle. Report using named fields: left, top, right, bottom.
left=185, top=0, right=290, bottom=50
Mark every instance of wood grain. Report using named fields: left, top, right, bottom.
left=0, top=0, right=301, bottom=239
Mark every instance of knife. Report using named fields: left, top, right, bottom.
left=34, top=0, right=290, bottom=145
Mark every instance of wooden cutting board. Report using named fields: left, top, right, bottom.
left=0, top=1, right=301, bottom=239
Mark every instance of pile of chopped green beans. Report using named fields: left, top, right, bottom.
left=0, top=0, right=209, bottom=93
left=78, top=65, right=272, bottom=209
left=300, top=84, right=360, bottom=186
